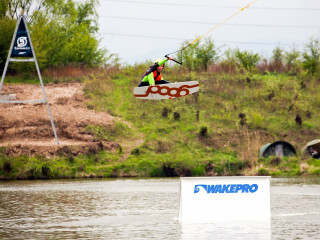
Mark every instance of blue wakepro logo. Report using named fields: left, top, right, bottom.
left=194, top=184, right=258, bottom=194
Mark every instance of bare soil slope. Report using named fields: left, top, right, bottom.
left=0, top=83, right=119, bottom=157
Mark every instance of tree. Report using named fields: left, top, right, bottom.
left=0, top=0, right=8, bottom=17
left=219, top=48, right=238, bottom=72
left=0, top=0, right=15, bottom=71
left=284, top=47, right=300, bottom=73
left=302, top=38, right=320, bottom=76
left=223, top=48, right=237, bottom=66
left=178, top=39, right=200, bottom=73
left=76, top=0, right=98, bottom=33
left=270, top=46, right=284, bottom=72
left=195, top=37, right=220, bottom=72
left=1, top=0, right=44, bottom=20
left=0, top=0, right=110, bottom=69
left=235, top=49, right=260, bottom=72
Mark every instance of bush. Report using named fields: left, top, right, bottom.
left=258, top=168, right=269, bottom=176
left=0, top=18, right=15, bottom=70
left=235, top=49, right=260, bottom=72
left=303, top=38, right=320, bottom=76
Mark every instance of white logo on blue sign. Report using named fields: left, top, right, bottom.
left=194, top=184, right=259, bottom=194
left=17, top=37, right=27, bottom=47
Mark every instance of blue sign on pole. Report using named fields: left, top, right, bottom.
left=10, top=18, right=33, bottom=58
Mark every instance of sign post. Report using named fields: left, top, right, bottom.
left=0, top=14, right=59, bottom=144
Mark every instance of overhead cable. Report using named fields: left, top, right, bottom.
left=101, top=32, right=301, bottom=46
left=101, top=0, right=320, bottom=11
left=101, top=15, right=320, bottom=29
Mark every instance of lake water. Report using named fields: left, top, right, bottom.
left=0, top=177, right=319, bottom=239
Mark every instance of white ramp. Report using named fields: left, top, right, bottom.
left=178, top=176, right=270, bottom=222
left=134, top=81, right=199, bottom=100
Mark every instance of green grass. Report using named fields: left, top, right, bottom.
left=3, top=75, right=44, bottom=84
left=81, top=68, right=320, bottom=177
left=1, top=67, right=320, bottom=179
left=86, top=121, right=136, bottom=142
left=0, top=151, right=122, bottom=179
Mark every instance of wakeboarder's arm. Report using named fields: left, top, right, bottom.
left=158, top=58, right=168, bottom=66
left=147, top=72, right=155, bottom=86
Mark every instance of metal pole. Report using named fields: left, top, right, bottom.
left=23, top=15, right=60, bottom=145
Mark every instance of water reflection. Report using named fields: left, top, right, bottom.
left=0, top=177, right=319, bottom=239
left=271, top=177, right=320, bottom=239
left=181, top=221, right=271, bottom=240
left=0, top=179, right=181, bottom=239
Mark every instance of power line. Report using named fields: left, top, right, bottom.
left=100, top=15, right=320, bottom=29
left=101, top=32, right=185, bottom=41
left=101, top=0, right=320, bottom=11
left=101, top=32, right=302, bottom=46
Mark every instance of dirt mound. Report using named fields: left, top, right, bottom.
left=0, top=83, right=119, bottom=157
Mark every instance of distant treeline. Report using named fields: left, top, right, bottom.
left=0, top=0, right=117, bottom=72
left=177, top=37, right=320, bottom=77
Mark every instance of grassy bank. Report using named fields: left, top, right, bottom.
left=82, top=66, right=320, bottom=177
left=1, top=66, right=320, bottom=179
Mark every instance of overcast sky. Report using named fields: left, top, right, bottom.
left=96, top=0, right=320, bottom=64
